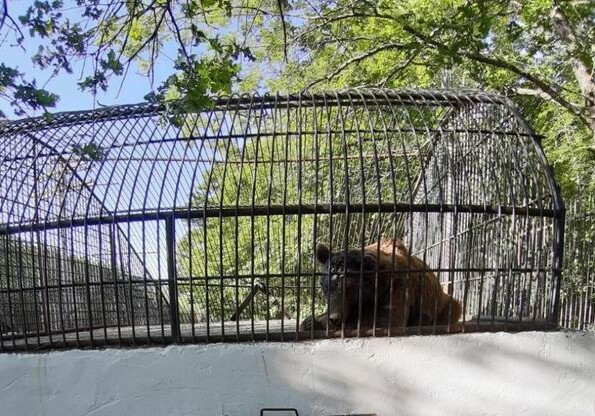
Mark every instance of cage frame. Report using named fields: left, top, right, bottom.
left=0, top=89, right=565, bottom=352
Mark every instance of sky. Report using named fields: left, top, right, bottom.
left=0, top=0, right=283, bottom=119
left=0, top=0, right=175, bottom=118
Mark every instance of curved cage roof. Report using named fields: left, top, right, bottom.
left=0, top=89, right=562, bottom=233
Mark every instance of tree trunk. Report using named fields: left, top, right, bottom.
left=551, top=6, right=595, bottom=136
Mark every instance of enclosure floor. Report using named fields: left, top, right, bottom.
left=1, top=316, right=554, bottom=352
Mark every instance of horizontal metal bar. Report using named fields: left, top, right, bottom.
left=0, top=203, right=558, bottom=234
left=0, top=318, right=556, bottom=353
left=2, top=125, right=537, bottom=164
left=0, top=89, right=517, bottom=135
left=0, top=267, right=554, bottom=294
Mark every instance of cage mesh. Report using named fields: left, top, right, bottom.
left=0, top=89, right=564, bottom=351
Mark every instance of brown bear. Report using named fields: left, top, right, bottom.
left=299, top=238, right=462, bottom=331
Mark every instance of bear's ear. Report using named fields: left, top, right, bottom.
left=315, top=242, right=330, bottom=264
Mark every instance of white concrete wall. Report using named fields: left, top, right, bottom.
left=1, top=332, right=594, bottom=416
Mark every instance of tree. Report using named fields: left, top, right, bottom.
left=0, top=0, right=262, bottom=117
left=244, top=0, right=595, bottom=196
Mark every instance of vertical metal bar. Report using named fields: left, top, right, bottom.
left=3, top=234, right=16, bottom=350
left=169, top=108, right=197, bottom=334
left=97, top=226, right=108, bottom=342
left=53, top=161, right=73, bottom=341
left=229, top=97, right=252, bottom=340
left=125, top=222, right=136, bottom=343
left=202, top=207, right=210, bottom=342
left=0, top=237, right=6, bottom=352
left=280, top=93, right=290, bottom=341
left=581, top=200, right=593, bottom=329
left=309, top=94, right=320, bottom=340
left=490, top=129, right=511, bottom=326
left=522, top=211, right=534, bottom=327
left=367, top=92, right=391, bottom=335
left=83, top=224, right=94, bottom=346
left=141, top=219, right=151, bottom=344
left=551, top=194, right=565, bottom=327
left=52, top=228, right=66, bottom=345
left=334, top=92, right=350, bottom=338
left=476, top=179, right=493, bottom=325
left=538, top=221, right=549, bottom=325
left=31, top=137, right=44, bottom=345
left=31, top=139, right=47, bottom=339
left=502, top=209, right=516, bottom=330
left=378, top=91, right=406, bottom=336
left=109, top=224, right=122, bottom=345
left=325, top=93, right=335, bottom=339
left=529, top=214, right=542, bottom=326
left=447, top=205, right=458, bottom=333
left=116, top=230, right=131, bottom=334
left=15, top=237, right=30, bottom=350
left=518, top=212, right=530, bottom=325
left=200, top=102, right=232, bottom=344
left=165, top=215, right=180, bottom=342
left=232, top=215, right=240, bottom=340
left=186, top=215, right=196, bottom=342
left=408, top=91, right=444, bottom=333
left=183, top=111, right=214, bottom=344
left=295, top=93, right=303, bottom=341
left=462, top=216, right=474, bottom=331
left=505, top=115, right=536, bottom=329
left=346, top=92, right=366, bottom=338
left=214, top=97, right=238, bottom=341
left=247, top=95, right=259, bottom=341
left=155, top=220, right=166, bottom=342
left=264, top=93, right=280, bottom=341
left=447, top=93, right=465, bottom=334
left=68, top=219, right=81, bottom=347
left=41, top=230, right=53, bottom=344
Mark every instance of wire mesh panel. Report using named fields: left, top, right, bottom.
left=0, top=89, right=564, bottom=351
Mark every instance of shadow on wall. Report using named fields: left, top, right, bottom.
left=0, top=332, right=594, bottom=416
left=263, top=332, right=595, bottom=416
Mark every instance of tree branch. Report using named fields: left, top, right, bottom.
left=304, top=42, right=408, bottom=91
left=400, top=23, right=592, bottom=129
left=551, top=6, right=595, bottom=133
left=377, top=48, right=422, bottom=88
left=300, top=8, right=592, bottom=131
left=166, top=1, right=191, bottom=63
left=276, top=0, right=288, bottom=62
left=511, top=87, right=563, bottom=101
left=0, top=0, right=6, bottom=31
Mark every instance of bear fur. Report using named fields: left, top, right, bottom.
left=300, top=238, right=462, bottom=331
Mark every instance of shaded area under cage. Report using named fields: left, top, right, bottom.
left=0, top=89, right=564, bottom=352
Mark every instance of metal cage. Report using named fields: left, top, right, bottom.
left=0, top=89, right=564, bottom=351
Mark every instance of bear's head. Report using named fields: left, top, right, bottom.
left=315, top=242, right=391, bottom=326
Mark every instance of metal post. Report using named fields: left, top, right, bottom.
left=109, top=224, right=122, bottom=341
left=165, top=215, right=180, bottom=342
left=551, top=198, right=566, bottom=328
